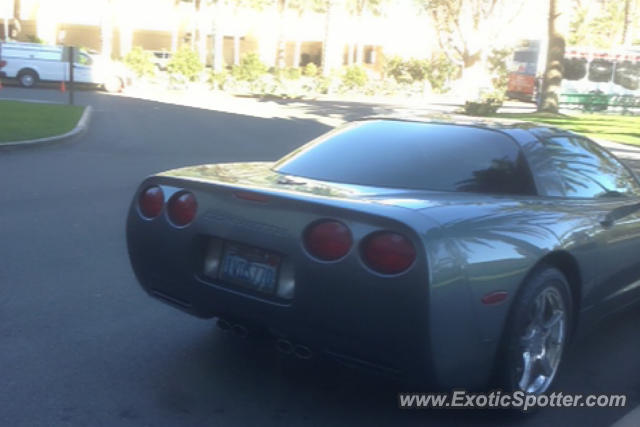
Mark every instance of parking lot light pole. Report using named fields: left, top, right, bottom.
left=68, top=46, right=74, bottom=105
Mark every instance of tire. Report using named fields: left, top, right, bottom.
left=498, top=265, right=572, bottom=395
left=104, top=76, right=123, bottom=93
left=18, top=70, right=38, bottom=88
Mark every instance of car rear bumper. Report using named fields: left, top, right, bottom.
left=126, top=179, right=499, bottom=390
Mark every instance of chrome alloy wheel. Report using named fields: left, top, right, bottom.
left=516, top=286, right=567, bottom=394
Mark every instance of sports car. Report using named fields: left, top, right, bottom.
left=126, top=117, right=640, bottom=394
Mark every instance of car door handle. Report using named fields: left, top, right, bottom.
left=600, top=214, right=614, bottom=228
left=600, top=202, right=640, bottom=228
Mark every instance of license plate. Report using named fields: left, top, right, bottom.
left=219, top=242, right=280, bottom=294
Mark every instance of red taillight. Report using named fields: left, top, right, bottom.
left=303, top=220, right=352, bottom=261
left=138, top=185, right=164, bottom=219
left=0, top=60, right=6, bottom=68
left=167, top=191, right=197, bottom=226
left=362, top=231, right=415, bottom=275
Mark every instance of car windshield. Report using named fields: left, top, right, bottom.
left=275, top=120, right=536, bottom=195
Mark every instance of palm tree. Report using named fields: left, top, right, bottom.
left=211, top=0, right=226, bottom=72
left=289, top=0, right=327, bottom=67
left=100, top=0, right=114, bottom=59
left=322, top=0, right=343, bottom=75
left=171, top=0, right=181, bottom=52
left=346, top=0, right=384, bottom=65
left=539, top=0, right=566, bottom=113
left=274, top=0, right=288, bottom=68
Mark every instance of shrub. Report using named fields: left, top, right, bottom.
left=463, top=97, right=503, bottom=116
left=384, top=55, right=456, bottom=92
left=384, top=56, right=413, bottom=84
left=341, top=66, right=368, bottom=89
left=167, top=46, right=203, bottom=82
left=26, top=35, right=46, bottom=44
left=123, top=47, right=156, bottom=78
left=208, top=70, right=229, bottom=90
left=303, top=62, right=318, bottom=77
left=232, top=53, right=268, bottom=82
left=285, top=67, right=302, bottom=80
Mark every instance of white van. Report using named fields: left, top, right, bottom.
left=0, top=42, right=131, bottom=92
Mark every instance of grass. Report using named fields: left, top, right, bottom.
left=491, top=112, right=640, bottom=146
left=0, top=100, right=84, bottom=143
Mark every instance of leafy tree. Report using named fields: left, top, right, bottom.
left=415, top=0, right=524, bottom=70
left=568, top=0, right=639, bottom=48
left=487, top=47, right=512, bottom=94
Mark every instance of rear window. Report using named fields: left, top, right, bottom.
left=275, top=121, right=536, bottom=195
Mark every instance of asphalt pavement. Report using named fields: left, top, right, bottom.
left=1, top=87, right=639, bottom=427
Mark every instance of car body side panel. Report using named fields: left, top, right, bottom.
left=418, top=197, right=602, bottom=388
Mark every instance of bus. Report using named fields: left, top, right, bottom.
left=506, top=39, right=640, bottom=103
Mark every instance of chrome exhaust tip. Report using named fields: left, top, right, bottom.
left=293, top=344, right=313, bottom=360
left=217, top=318, right=232, bottom=331
left=275, top=338, right=293, bottom=355
left=232, top=323, right=249, bottom=338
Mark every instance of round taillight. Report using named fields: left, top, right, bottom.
left=362, top=231, right=416, bottom=275
left=138, top=185, right=164, bottom=219
left=167, top=191, right=197, bottom=227
left=303, top=220, right=352, bottom=261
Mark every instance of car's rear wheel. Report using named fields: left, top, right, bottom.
left=18, top=70, right=38, bottom=88
left=499, top=266, right=572, bottom=394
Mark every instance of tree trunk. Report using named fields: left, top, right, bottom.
left=170, top=0, right=179, bottom=52
left=119, top=26, right=132, bottom=58
left=347, top=42, right=354, bottom=65
left=191, top=0, right=197, bottom=49
left=355, top=13, right=364, bottom=65
left=539, top=0, right=565, bottom=113
left=171, top=25, right=178, bottom=52
left=197, top=2, right=207, bottom=64
left=233, top=34, right=240, bottom=65
left=322, top=0, right=343, bottom=76
left=211, top=2, right=224, bottom=72
left=355, top=42, right=364, bottom=65
left=622, top=0, right=632, bottom=46
left=276, top=0, right=288, bottom=69
left=100, top=1, right=113, bottom=59
left=293, top=39, right=302, bottom=67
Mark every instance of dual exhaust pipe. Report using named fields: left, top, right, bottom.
left=216, top=318, right=249, bottom=338
left=217, top=318, right=313, bottom=359
left=275, top=338, right=313, bottom=360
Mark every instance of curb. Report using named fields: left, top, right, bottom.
left=0, top=104, right=92, bottom=148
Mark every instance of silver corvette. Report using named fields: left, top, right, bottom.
left=126, top=117, right=640, bottom=394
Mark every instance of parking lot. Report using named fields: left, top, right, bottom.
left=1, top=87, right=638, bottom=427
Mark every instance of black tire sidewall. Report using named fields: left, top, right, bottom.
left=498, top=265, right=572, bottom=393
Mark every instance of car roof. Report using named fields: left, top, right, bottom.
left=356, top=114, right=575, bottom=143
